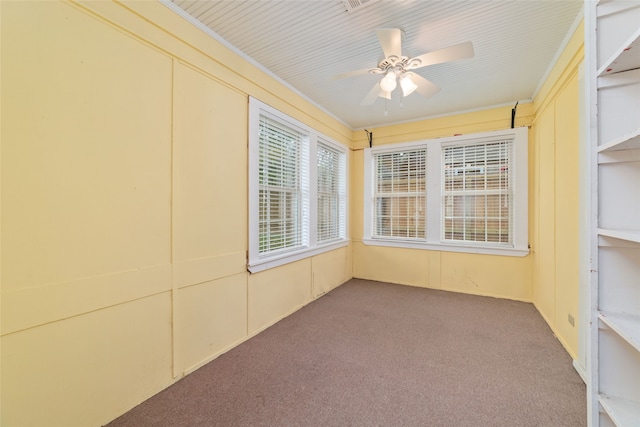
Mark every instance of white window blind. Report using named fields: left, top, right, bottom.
left=258, top=115, right=306, bottom=254
left=362, top=127, right=527, bottom=257
left=317, top=141, right=346, bottom=243
left=442, top=140, right=513, bottom=245
left=373, top=149, right=427, bottom=239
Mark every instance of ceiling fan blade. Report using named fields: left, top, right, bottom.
left=411, top=74, right=441, bottom=99
left=408, top=41, right=474, bottom=70
left=331, top=68, right=372, bottom=80
left=360, top=82, right=384, bottom=106
left=376, top=28, right=403, bottom=58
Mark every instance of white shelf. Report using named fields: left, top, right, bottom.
left=598, top=394, right=640, bottom=427
left=598, top=28, right=640, bottom=76
left=598, top=148, right=640, bottom=164
left=597, top=69, right=640, bottom=145
left=589, top=2, right=640, bottom=426
left=599, top=129, right=640, bottom=153
left=598, top=229, right=640, bottom=244
left=599, top=312, right=640, bottom=352
left=599, top=68, right=640, bottom=89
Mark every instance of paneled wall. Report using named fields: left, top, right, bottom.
left=530, top=21, right=584, bottom=361
left=0, top=1, right=351, bottom=425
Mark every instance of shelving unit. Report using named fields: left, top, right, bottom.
left=586, top=1, right=640, bottom=426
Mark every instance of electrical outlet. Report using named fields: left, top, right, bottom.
left=568, top=314, right=575, bottom=327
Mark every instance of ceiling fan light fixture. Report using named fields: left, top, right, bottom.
left=336, top=28, right=474, bottom=107
left=380, top=72, right=397, bottom=92
left=400, top=74, right=418, bottom=96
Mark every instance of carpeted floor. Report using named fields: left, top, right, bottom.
left=107, top=279, right=586, bottom=426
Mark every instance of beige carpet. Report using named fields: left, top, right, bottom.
left=107, top=279, right=586, bottom=426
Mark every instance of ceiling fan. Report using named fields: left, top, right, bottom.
left=334, top=28, right=474, bottom=106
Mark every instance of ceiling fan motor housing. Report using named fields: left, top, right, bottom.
left=370, top=56, right=422, bottom=75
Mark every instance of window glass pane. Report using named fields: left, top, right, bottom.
left=317, top=142, right=345, bottom=242
left=442, top=140, right=512, bottom=244
left=258, top=115, right=303, bottom=254
left=374, top=149, right=426, bottom=239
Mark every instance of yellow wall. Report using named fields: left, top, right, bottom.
left=0, top=1, right=350, bottom=425
left=351, top=104, right=535, bottom=302
left=0, top=0, right=584, bottom=425
left=531, top=22, right=584, bottom=359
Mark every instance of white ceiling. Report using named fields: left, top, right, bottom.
left=168, top=0, right=583, bottom=130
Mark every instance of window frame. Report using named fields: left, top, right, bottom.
left=248, top=97, right=349, bottom=272
left=363, top=127, right=528, bottom=256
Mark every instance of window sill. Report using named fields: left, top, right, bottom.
left=248, top=240, right=350, bottom=273
left=361, top=238, right=529, bottom=257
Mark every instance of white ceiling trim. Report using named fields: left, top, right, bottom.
left=532, top=6, right=585, bottom=101
left=351, top=99, right=533, bottom=132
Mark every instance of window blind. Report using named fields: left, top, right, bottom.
left=442, top=140, right=513, bottom=244
left=258, top=115, right=304, bottom=254
left=317, top=141, right=346, bottom=242
left=373, top=149, right=427, bottom=239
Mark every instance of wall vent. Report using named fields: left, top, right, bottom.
left=343, top=0, right=381, bottom=13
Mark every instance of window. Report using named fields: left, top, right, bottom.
left=317, top=141, right=346, bottom=243
left=442, top=140, right=512, bottom=244
left=373, top=149, right=427, bottom=239
left=363, top=127, right=528, bottom=256
left=258, top=115, right=307, bottom=254
left=249, top=98, right=348, bottom=272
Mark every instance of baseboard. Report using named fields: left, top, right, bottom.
left=572, top=358, right=588, bottom=384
